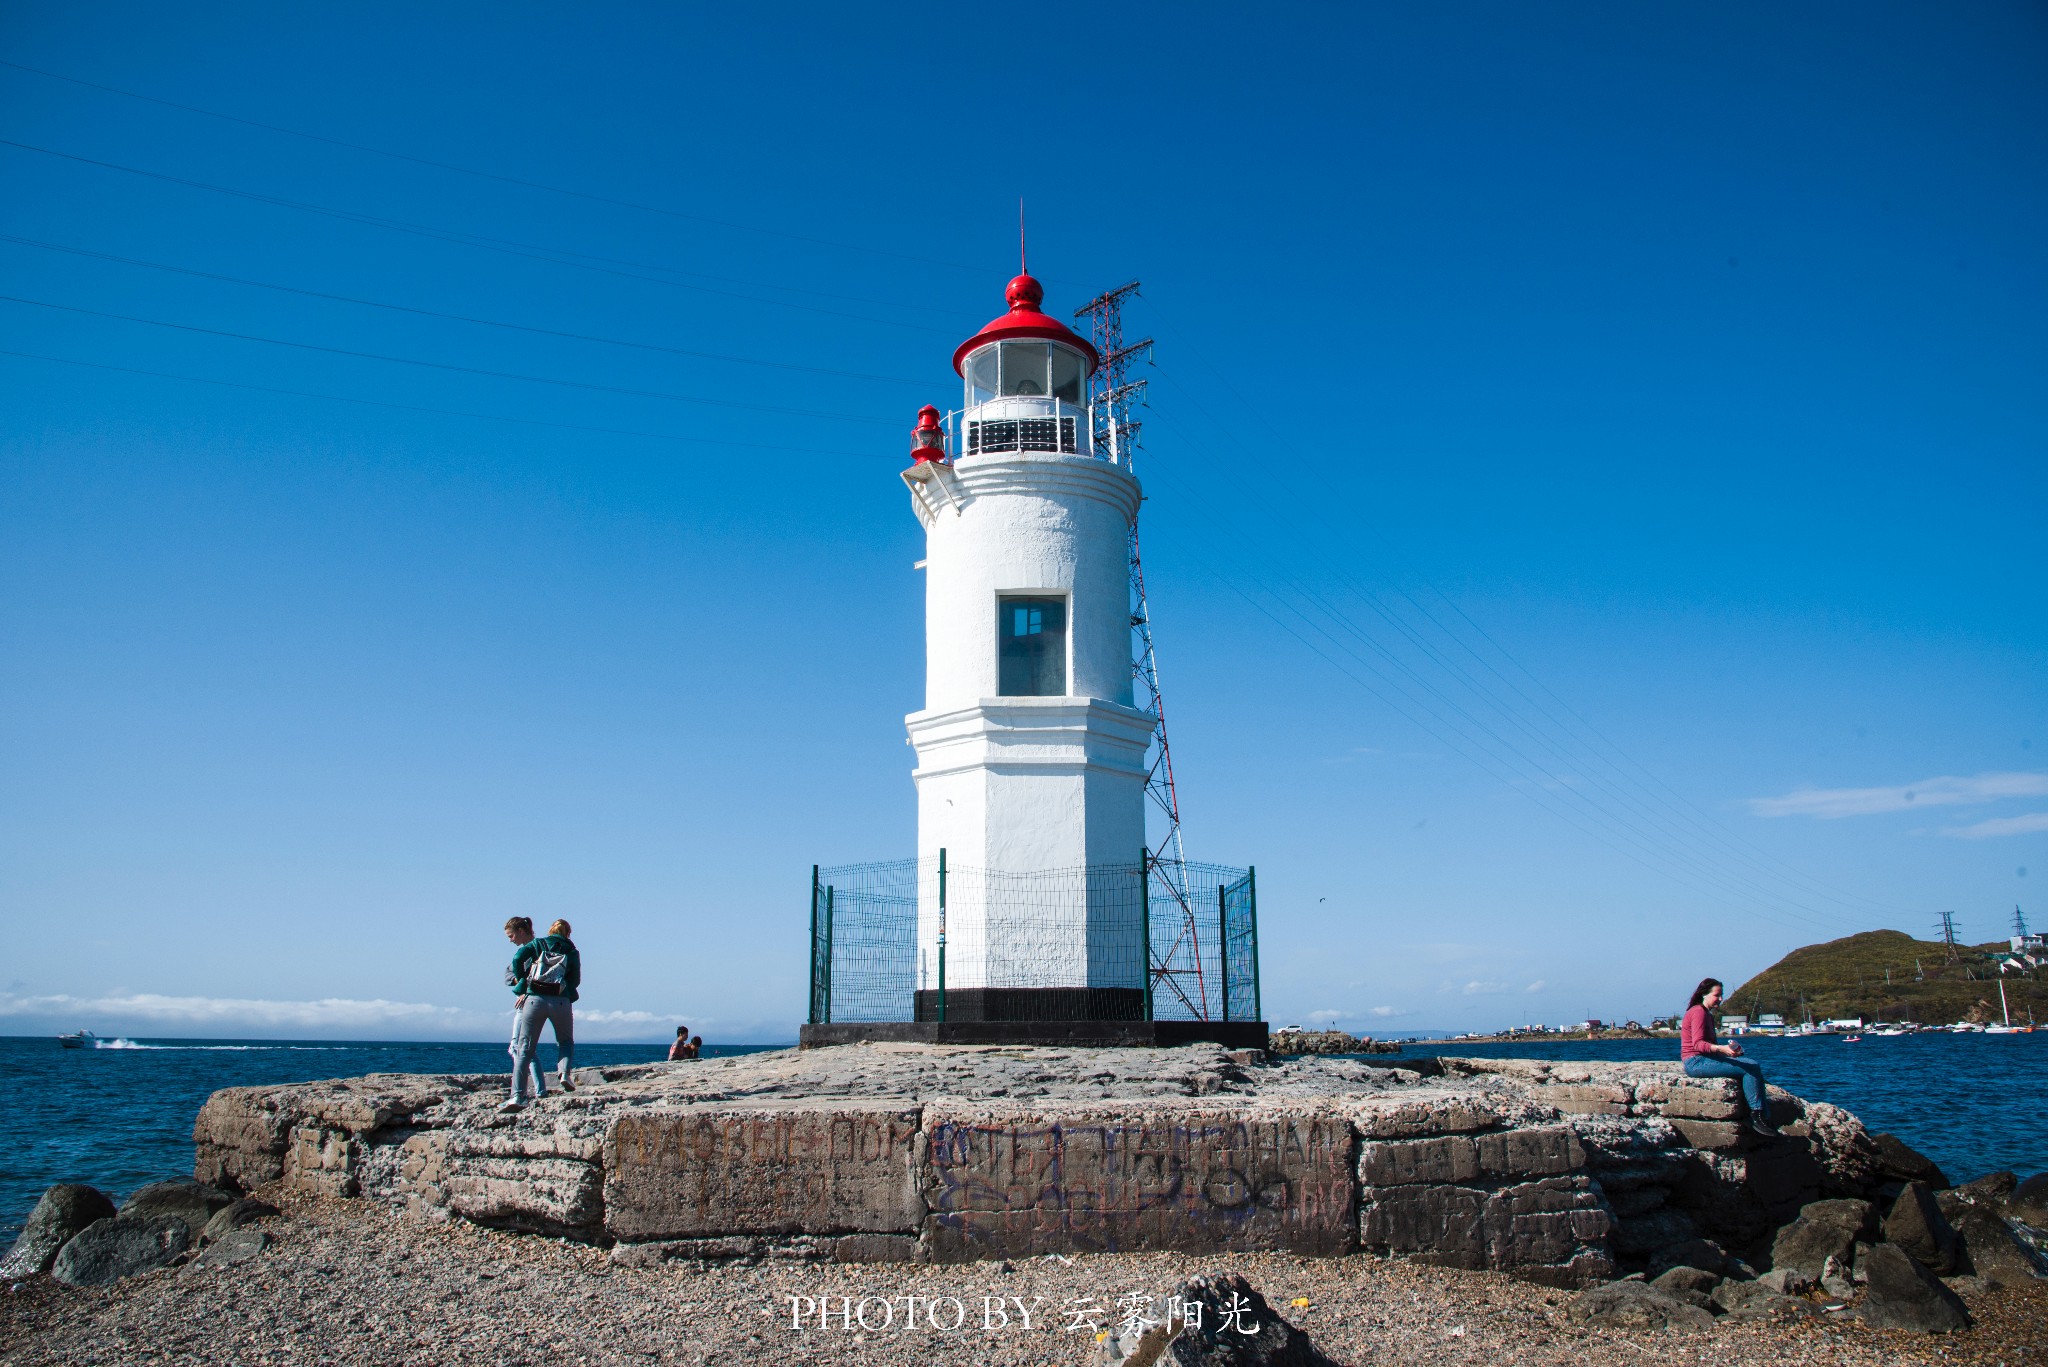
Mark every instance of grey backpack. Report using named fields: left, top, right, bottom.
left=526, top=945, right=569, bottom=992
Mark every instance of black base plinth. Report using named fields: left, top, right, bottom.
left=911, top=986, right=1146, bottom=1023
left=798, top=1019, right=1269, bottom=1049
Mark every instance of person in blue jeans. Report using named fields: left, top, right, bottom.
left=501, top=918, right=582, bottom=1113
left=1680, top=977, right=1780, bottom=1137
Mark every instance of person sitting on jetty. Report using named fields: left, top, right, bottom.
left=687, top=1034, right=703, bottom=1059
left=666, top=1026, right=691, bottom=1061
left=1681, top=977, right=1779, bottom=1136
left=502, top=918, right=581, bottom=1112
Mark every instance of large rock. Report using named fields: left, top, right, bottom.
left=1855, top=1242, right=1970, bottom=1332
left=1649, top=1265, right=1720, bottom=1298
left=2011, top=1173, right=2048, bottom=1226
left=1870, top=1133, right=1949, bottom=1189
left=1798, top=1197, right=1876, bottom=1239
left=1711, top=1278, right=1819, bottom=1320
left=119, top=1178, right=236, bottom=1241
left=50, top=1214, right=191, bottom=1286
left=1100, top=1272, right=1329, bottom=1366
left=1882, top=1181, right=1958, bottom=1273
left=1645, top=1239, right=1726, bottom=1278
left=201, top=1197, right=280, bottom=1243
left=1938, top=1171, right=2016, bottom=1221
left=1565, top=1281, right=1715, bottom=1332
left=1768, top=1212, right=1856, bottom=1280
left=0, top=1184, right=117, bottom=1278
left=191, top=1227, right=270, bottom=1268
left=1951, top=1205, right=2045, bottom=1283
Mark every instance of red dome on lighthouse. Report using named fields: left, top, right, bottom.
left=951, top=273, right=1101, bottom=376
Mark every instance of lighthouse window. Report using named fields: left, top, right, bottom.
left=998, top=595, right=1067, bottom=696
left=999, top=342, right=1050, bottom=397
left=967, top=348, right=998, bottom=406
left=1052, top=347, right=1084, bottom=404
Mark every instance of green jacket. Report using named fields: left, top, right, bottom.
left=510, top=934, right=581, bottom=1003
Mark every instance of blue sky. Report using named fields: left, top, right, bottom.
left=2, top=2, right=2043, bottom=1042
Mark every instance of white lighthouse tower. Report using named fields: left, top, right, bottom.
left=900, top=272, right=1153, bottom=1022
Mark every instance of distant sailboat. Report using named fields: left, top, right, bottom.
left=1985, top=978, right=2023, bottom=1034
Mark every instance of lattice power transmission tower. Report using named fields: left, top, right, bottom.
left=1937, top=910, right=1962, bottom=960
left=2016, top=905, right=2032, bottom=940
left=1073, top=282, right=1213, bottom=1016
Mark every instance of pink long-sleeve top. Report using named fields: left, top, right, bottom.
left=1680, top=1004, right=1716, bottom=1059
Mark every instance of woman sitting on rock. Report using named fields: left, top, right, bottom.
left=1681, top=978, right=1780, bottom=1137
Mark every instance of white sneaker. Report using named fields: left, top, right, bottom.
left=558, top=1073, right=576, bottom=1093
left=498, top=1099, right=523, bottom=1113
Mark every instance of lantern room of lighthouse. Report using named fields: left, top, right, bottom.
left=900, top=273, right=1154, bottom=1021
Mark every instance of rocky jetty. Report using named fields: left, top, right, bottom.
left=175, top=1042, right=1965, bottom=1289
left=1268, top=1030, right=1400, bottom=1056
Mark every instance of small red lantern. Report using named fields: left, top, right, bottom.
left=910, top=404, right=948, bottom=463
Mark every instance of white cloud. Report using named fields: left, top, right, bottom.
left=1525, top=980, right=1547, bottom=992
left=1369, top=1006, right=1404, bottom=1017
left=0, top=992, right=469, bottom=1029
left=1462, top=980, right=1507, bottom=995
left=577, top=1009, right=694, bottom=1025
left=1942, top=812, right=2048, bottom=840
left=1306, top=1009, right=1345, bottom=1024
left=0, top=992, right=712, bottom=1041
left=1746, top=771, right=2048, bottom=819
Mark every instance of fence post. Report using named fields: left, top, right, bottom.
left=936, top=848, right=947, bottom=1025
left=1247, top=866, right=1261, bottom=1021
left=1218, top=884, right=1231, bottom=1022
left=1139, top=851, right=1154, bottom=1021
left=808, top=865, right=820, bottom=1025
left=822, top=885, right=835, bottom=1024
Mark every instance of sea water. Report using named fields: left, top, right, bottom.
left=2, top=1031, right=2041, bottom=1243
left=0, top=1035, right=775, bottom=1243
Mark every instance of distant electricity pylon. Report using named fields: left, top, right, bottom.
left=1937, top=911, right=1961, bottom=960
left=2016, top=905, right=2032, bottom=940
left=1073, top=282, right=1209, bottom=1015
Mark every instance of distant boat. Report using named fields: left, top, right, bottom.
left=1983, top=979, right=2030, bottom=1033
left=1842, top=1034, right=1863, bottom=1043
left=57, top=1030, right=97, bottom=1049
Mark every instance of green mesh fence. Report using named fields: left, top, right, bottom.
left=806, top=855, right=1258, bottom=1024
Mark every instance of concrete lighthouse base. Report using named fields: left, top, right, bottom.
left=798, top=1019, right=1270, bottom=1049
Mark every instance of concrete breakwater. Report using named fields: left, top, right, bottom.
left=191, top=1044, right=1884, bottom=1286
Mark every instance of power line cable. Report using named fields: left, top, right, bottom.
left=0, top=139, right=962, bottom=336
left=0, top=346, right=882, bottom=460
left=0, top=57, right=1005, bottom=280
left=1140, top=503, right=1843, bottom=934
left=1137, top=410, right=1851, bottom=931
left=1147, top=368, right=1867, bottom=920
left=0, top=234, right=932, bottom=387
left=0, top=294, right=899, bottom=427
left=1139, top=298, right=1898, bottom=920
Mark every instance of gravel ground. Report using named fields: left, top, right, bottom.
left=5, top=1189, right=2042, bottom=1367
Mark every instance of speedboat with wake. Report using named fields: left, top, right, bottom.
left=58, top=1029, right=98, bottom=1048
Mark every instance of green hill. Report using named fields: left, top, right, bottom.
left=1725, top=929, right=2045, bottom=1026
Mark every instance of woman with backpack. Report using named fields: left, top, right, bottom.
left=503, top=917, right=581, bottom=1112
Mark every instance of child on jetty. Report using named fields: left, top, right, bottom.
left=1681, top=977, right=1780, bottom=1137
left=503, top=918, right=581, bottom=1112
